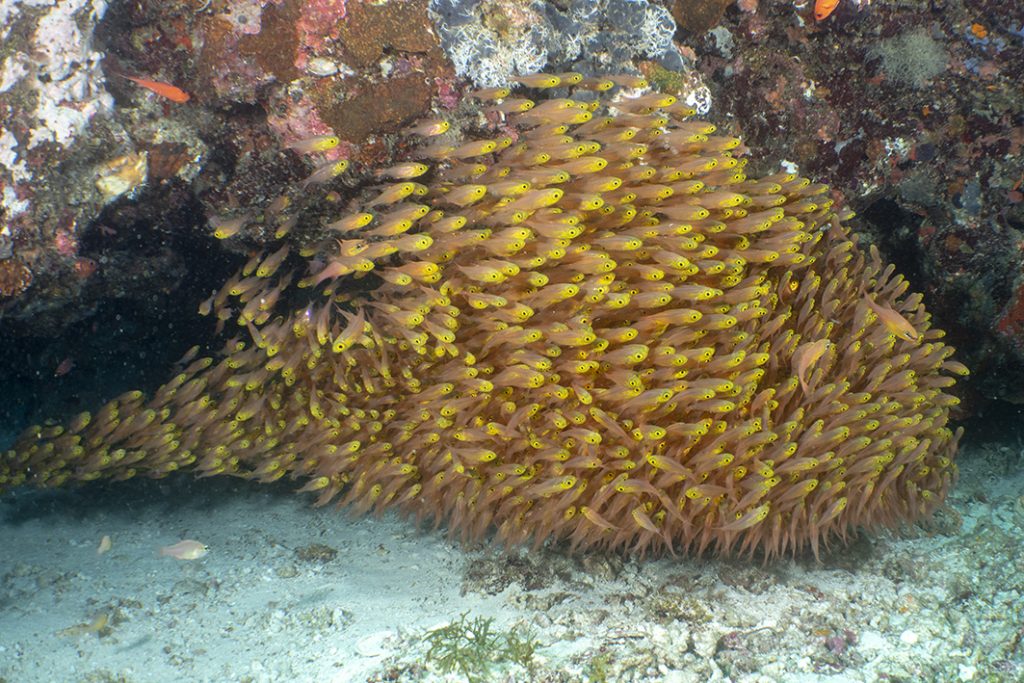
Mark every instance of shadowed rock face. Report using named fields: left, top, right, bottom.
left=1, top=75, right=967, bottom=560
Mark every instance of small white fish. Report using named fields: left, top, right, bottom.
left=97, top=535, right=112, bottom=555
left=160, top=539, right=209, bottom=560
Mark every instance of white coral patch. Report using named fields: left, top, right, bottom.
left=27, top=0, right=113, bottom=149
left=0, top=56, right=29, bottom=93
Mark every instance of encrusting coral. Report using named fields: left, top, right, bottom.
left=0, top=259, right=34, bottom=298
left=0, top=73, right=968, bottom=559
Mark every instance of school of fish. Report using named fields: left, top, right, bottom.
left=0, top=73, right=968, bottom=559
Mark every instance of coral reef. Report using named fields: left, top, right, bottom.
left=0, top=0, right=446, bottom=337
left=430, top=0, right=710, bottom=114
left=0, top=0, right=712, bottom=341
left=0, top=0, right=114, bottom=307
left=0, top=75, right=967, bottom=559
left=5, top=0, right=1020, bottom=412
left=671, top=0, right=735, bottom=35
left=205, top=0, right=448, bottom=148
left=0, top=0, right=216, bottom=336
left=0, top=0, right=113, bottom=215
left=0, top=258, right=32, bottom=298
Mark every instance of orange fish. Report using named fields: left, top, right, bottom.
left=54, top=357, right=75, bottom=377
left=814, top=0, right=840, bottom=21
left=118, top=74, right=191, bottom=103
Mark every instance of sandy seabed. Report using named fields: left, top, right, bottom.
left=1, top=438, right=1021, bottom=683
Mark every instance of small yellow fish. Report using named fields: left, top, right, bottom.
left=268, top=193, right=292, bottom=214
left=334, top=238, right=369, bottom=257
left=210, top=215, right=247, bottom=239
left=578, top=77, right=615, bottom=91
left=392, top=233, right=433, bottom=252
left=580, top=505, right=618, bottom=531
left=273, top=215, right=297, bottom=239
left=528, top=474, right=578, bottom=497
left=389, top=260, right=441, bottom=283
left=864, top=294, right=919, bottom=342
left=255, top=244, right=290, bottom=278
left=408, top=118, right=450, bottom=136
left=160, top=539, right=209, bottom=560
left=368, top=182, right=418, bottom=207
left=434, top=215, right=468, bottom=233
left=554, top=156, right=608, bottom=175
left=469, top=86, right=512, bottom=100
left=524, top=105, right=593, bottom=126
left=375, top=162, right=430, bottom=179
left=451, top=139, right=498, bottom=159
left=326, top=212, right=375, bottom=232
left=514, top=73, right=562, bottom=88
left=720, top=502, right=771, bottom=532
left=488, top=98, right=535, bottom=114
left=331, top=309, right=366, bottom=353
left=488, top=179, right=532, bottom=197
left=444, top=184, right=488, bottom=207
left=792, top=338, right=832, bottom=394
left=627, top=92, right=678, bottom=110
left=302, top=159, right=350, bottom=187
left=285, top=134, right=340, bottom=154
left=609, top=74, right=648, bottom=89
left=459, top=264, right=506, bottom=283
left=368, top=204, right=430, bottom=236
left=508, top=188, right=564, bottom=211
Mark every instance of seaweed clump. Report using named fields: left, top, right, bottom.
left=423, top=613, right=539, bottom=682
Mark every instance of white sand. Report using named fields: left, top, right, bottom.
left=1, top=440, right=1021, bottom=682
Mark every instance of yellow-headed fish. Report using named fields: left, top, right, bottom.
left=375, top=162, right=430, bottom=179
left=302, top=159, right=349, bottom=188
left=792, top=338, right=833, bottom=394
left=513, top=73, right=562, bottom=89
left=285, top=134, right=341, bottom=154
left=864, top=294, right=920, bottom=343
left=368, top=182, right=419, bottom=207
left=408, top=118, right=450, bottom=136
left=210, top=215, right=247, bottom=239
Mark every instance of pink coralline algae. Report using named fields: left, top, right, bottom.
left=266, top=96, right=352, bottom=163
left=295, top=0, right=348, bottom=69
left=210, top=0, right=350, bottom=77
left=53, top=229, right=79, bottom=259
left=219, top=0, right=448, bottom=160
left=216, top=0, right=273, bottom=35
